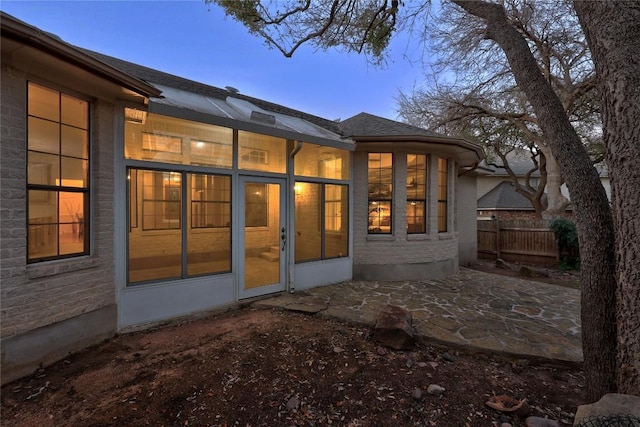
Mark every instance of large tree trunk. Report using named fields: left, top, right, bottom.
left=537, top=144, right=570, bottom=219
left=452, top=0, right=618, bottom=401
left=574, top=1, right=640, bottom=396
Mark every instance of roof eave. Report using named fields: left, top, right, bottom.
left=1, top=12, right=161, bottom=99
left=351, top=134, right=484, bottom=163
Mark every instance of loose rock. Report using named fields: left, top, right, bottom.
left=442, top=352, right=455, bottom=363
left=412, top=388, right=423, bottom=401
left=525, top=416, right=559, bottom=427
left=573, top=393, right=640, bottom=425
left=286, top=396, right=300, bottom=411
left=427, top=384, right=445, bottom=396
left=371, top=305, right=415, bottom=350
left=495, top=259, right=510, bottom=269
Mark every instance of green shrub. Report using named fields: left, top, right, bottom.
left=549, top=217, right=580, bottom=270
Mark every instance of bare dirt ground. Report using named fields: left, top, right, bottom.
left=469, top=259, right=581, bottom=290
left=2, top=266, right=584, bottom=427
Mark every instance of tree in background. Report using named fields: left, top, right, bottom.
left=211, top=0, right=639, bottom=398
left=396, top=1, right=601, bottom=219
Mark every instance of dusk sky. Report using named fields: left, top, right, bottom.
left=1, top=1, right=430, bottom=121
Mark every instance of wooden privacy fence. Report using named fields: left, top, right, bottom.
left=477, top=218, right=560, bottom=266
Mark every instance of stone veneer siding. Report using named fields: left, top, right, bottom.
left=1, top=62, right=118, bottom=384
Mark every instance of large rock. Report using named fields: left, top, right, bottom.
left=525, top=417, right=559, bottom=427
left=573, top=393, right=640, bottom=426
left=372, top=304, right=415, bottom=350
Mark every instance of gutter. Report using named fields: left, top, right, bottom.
left=350, top=134, right=484, bottom=161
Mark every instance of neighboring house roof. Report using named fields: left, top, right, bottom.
left=477, top=181, right=545, bottom=210
left=340, top=112, right=484, bottom=166
left=0, top=12, right=161, bottom=101
left=479, top=150, right=542, bottom=177
left=480, top=148, right=609, bottom=178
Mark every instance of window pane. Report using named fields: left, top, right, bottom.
left=190, top=139, right=233, bottom=167
left=125, top=113, right=233, bottom=167
left=59, top=191, right=86, bottom=255
left=368, top=153, right=393, bottom=199
left=368, top=153, right=393, bottom=234
left=28, top=190, right=58, bottom=260
left=407, top=154, right=427, bottom=199
left=28, top=152, right=59, bottom=186
left=28, top=117, right=59, bottom=154
left=61, top=125, right=88, bottom=158
left=407, top=154, right=427, bottom=233
left=238, top=131, right=286, bottom=173
left=245, top=183, right=268, bottom=227
left=438, top=202, right=448, bottom=233
left=407, top=201, right=426, bottom=233
left=325, top=184, right=348, bottom=258
left=294, top=143, right=350, bottom=180
left=438, top=158, right=448, bottom=233
left=28, top=83, right=59, bottom=121
left=368, top=201, right=391, bottom=234
left=141, top=171, right=181, bottom=230
left=61, top=93, right=88, bottom=129
left=60, top=157, right=88, bottom=187
left=128, top=169, right=182, bottom=283
left=295, top=182, right=322, bottom=262
left=187, top=174, right=231, bottom=277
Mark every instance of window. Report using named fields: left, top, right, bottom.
left=368, top=153, right=393, bottom=234
left=125, top=113, right=233, bottom=168
left=438, top=157, right=449, bottom=232
left=238, top=131, right=286, bottom=173
left=191, top=174, right=230, bottom=228
left=294, top=182, right=349, bottom=262
left=407, top=154, right=427, bottom=233
left=245, top=183, right=268, bottom=227
left=27, top=82, right=89, bottom=262
left=127, top=168, right=232, bottom=284
left=324, top=184, right=348, bottom=258
left=294, top=143, right=350, bottom=180
left=141, top=170, right=181, bottom=230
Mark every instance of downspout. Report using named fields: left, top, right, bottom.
left=287, top=140, right=304, bottom=293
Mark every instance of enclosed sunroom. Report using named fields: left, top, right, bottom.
left=115, top=79, right=354, bottom=328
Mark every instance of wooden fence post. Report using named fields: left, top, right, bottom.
left=493, top=217, right=500, bottom=259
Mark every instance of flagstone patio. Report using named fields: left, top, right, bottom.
left=255, top=267, right=582, bottom=363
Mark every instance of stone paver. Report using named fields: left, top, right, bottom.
left=254, top=268, right=582, bottom=363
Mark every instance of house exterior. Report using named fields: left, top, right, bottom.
left=477, top=181, right=551, bottom=220
left=477, top=150, right=610, bottom=218
left=0, top=12, right=483, bottom=384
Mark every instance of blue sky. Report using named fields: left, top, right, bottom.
left=1, top=1, right=428, bottom=121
